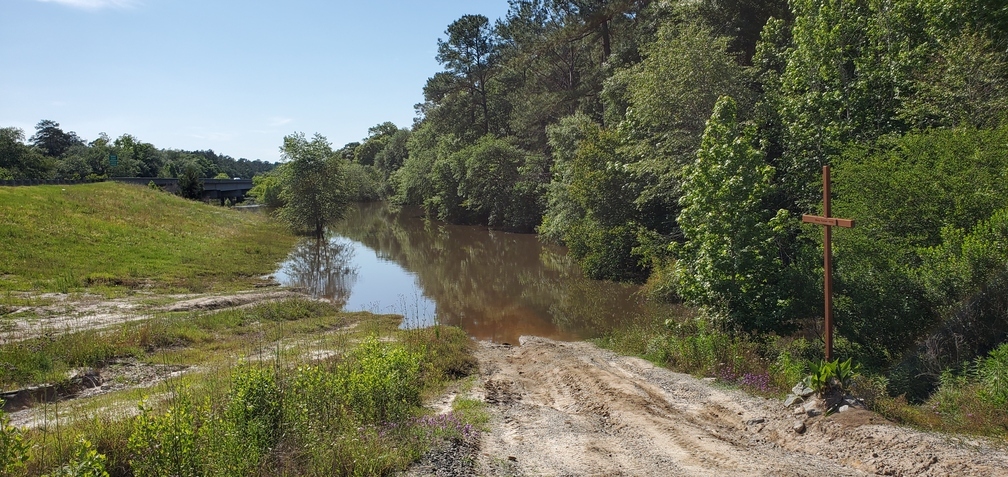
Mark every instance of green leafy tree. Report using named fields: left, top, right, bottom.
left=674, top=96, right=792, bottom=333
left=898, top=30, right=1008, bottom=130
left=832, top=126, right=1008, bottom=374
left=540, top=113, right=595, bottom=243
left=614, top=20, right=749, bottom=240
left=30, top=119, right=82, bottom=157
left=457, top=135, right=546, bottom=231
left=178, top=163, right=204, bottom=200
left=0, top=126, right=50, bottom=180
left=277, top=132, right=349, bottom=237
left=546, top=119, right=647, bottom=280
left=354, top=121, right=398, bottom=166
left=248, top=167, right=286, bottom=208
left=432, top=14, right=503, bottom=138
left=391, top=122, right=445, bottom=207
left=374, top=128, right=410, bottom=175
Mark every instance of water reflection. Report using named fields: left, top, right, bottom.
left=274, top=238, right=358, bottom=305
left=275, top=202, right=676, bottom=344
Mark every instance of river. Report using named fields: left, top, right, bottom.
left=274, top=202, right=677, bottom=344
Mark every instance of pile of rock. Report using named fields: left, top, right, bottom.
left=784, top=381, right=866, bottom=434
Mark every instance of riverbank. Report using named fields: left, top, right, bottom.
left=0, top=289, right=480, bottom=475
left=0, top=185, right=484, bottom=475
left=0, top=182, right=296, bottom=293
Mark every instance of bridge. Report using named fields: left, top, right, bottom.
left=113, top=177, right=255, bottom=204
left=0, top=177, right=255, bottom=204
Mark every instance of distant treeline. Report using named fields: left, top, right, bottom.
left=0, top=120, right=275, bottom=182
left=250, top=0, right=1008, bottom=401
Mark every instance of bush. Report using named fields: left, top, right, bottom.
left=833, top=126, right=1008, bottom=374
left=567, top=221, right=649, bottom=282
left=128, top=394, right=201, bottom=477
left=1, top=403, right=28, bottom=475
left=45, top=438, right=109, bottom=477
left=977, top=343, right=1008, bottom=406
left=226, top=365, right=282, bottom=455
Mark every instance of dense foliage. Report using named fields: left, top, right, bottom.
left=274, top=133, right=350, bottom=237
left=0, top=120, right=274, bottom=183
left=363, top=0, right=1008, bottom=402
left=4, top=0, right=1007, bottom=406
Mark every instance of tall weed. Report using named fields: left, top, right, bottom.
left=1, top=402, right=29, bottom=475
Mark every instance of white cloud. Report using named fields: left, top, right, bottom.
left=35, top=0, right=140, bottom=10
left=269, top=117, right=294, bottom=127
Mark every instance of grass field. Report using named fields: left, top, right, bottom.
left=0, top=183, right=485, bottom=476
left=0, top=182, right=297, bottom=293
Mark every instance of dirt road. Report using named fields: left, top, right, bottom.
left=430, top=337, right=1008, bottom=476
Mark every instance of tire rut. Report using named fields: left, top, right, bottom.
left=467, top=337, right=1008, bottom=477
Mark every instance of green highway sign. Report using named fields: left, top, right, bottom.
left=109, top=153, right=118, bottom=167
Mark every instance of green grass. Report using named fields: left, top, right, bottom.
left=0, top=183, right=297, bottom=293
left=0, top=300, right=481, bottom=476
left=0, top=299, right=345, bottom=390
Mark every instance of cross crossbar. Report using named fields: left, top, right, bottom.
left=802, top=215, right=854, bottom=228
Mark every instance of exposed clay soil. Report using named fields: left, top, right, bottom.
left=3, top=358, right=189, bottom=428
left=413, top=337, right=1008, bottom=477
left=0, top=289, right=304, bottom=342
left=0, top=289, right=310, bottom=426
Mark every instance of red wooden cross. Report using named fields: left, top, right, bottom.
left=801, top=165, right=854, bottom=362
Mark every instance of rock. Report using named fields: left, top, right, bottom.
left=793, top=407, right=806, bottom=417
left=802, top=400, right=821, bottom=417
left=793, top=421, right=806, bottom=434
left=839, top=405, right=851, bottom=413
left=792, top=382, right=815, bottom=398
left=746, top=418, right=765, bottom=426
left=784, top=393, right=800, bottom=407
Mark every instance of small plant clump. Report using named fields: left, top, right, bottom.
left=1, top=401, right=29, bottom=475
left=123, top=337, right=454, bottom=475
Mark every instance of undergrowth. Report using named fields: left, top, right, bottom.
left=597, top=312, right=1008, bottom=437
left=0, top=305, right=479, bottom=476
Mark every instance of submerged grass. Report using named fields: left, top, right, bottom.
left=0, top=183, right=297, bottom=293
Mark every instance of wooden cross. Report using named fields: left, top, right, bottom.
left=801, top=165, right=854, bottom=362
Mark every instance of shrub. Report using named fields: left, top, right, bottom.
left=339, top=336, right=422, bottom=425
left=45, top=438, right=109, bottom=477
left=226, top=365, right=282, bottom=454
left=1, top=403, right=28, bottom=475
left=128, top=395, right=201, bottom=477
left=977, top=343, right=1008, bottom=406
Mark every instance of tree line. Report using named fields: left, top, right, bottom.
left=259, top=0, right=1008, bottom=400
left=0, top=119, right=275, bottom=183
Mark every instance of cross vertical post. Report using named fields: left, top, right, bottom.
left=801, top=165, right=855, bottom=362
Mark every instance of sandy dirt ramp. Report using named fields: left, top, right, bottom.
left=462, top=337, right=1008, bottom=477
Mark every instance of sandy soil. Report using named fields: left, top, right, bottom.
left=0, top=289, right=304, bottom=342
left=414, top=337, right=1008, bottom=477
left=0, top=288, right=310, bottom=426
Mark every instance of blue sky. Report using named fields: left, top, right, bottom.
left=1, top=0, right=511, bottom=162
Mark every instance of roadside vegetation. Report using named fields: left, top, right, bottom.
left=4, top=0, right=1007, bottom=450
left=0, top=181, right=484, bottom=476
left=0, top=298, right=480, bottom=476
left=307, top=0, right=1005, bottom=439
left=0, top=182, right=296, bottom=293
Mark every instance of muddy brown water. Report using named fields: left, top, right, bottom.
left=274, top=202, right=680, bottom=344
